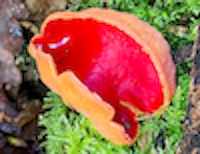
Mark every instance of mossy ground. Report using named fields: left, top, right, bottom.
left=38, top=1, right=200, bottom=153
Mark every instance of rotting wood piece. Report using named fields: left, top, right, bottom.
left=177, top=25, right=200, bottom=154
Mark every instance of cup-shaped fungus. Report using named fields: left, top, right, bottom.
left=28, top=8, right=176, bottom=145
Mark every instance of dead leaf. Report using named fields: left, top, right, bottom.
left=20, top=21, right=39, bottom=35
left=0, top=112, right=12, bottom=123
left=25, top=0, right=67, bottom=25
left=14, top=99, right=42, bottom=127
left=0, top=0, right=29, bottom=86
left=7, top=136, right=28, bottom=148
left=168, top=25, right=188, bottom=36
left=0, top=88, right=19, bottom=119
left=139, top=132, right=149, bottom=150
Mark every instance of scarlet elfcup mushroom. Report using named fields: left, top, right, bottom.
left=28, top=8, right=176, bottom=145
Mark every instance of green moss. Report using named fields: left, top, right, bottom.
left=39, top=92, right=132, bottom=154
left=38, top=0, right=197, bottom=153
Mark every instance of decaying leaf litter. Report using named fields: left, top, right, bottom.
left=0, top=0, right=65, bottom=153
left=0, top=0, right=198, bottom=153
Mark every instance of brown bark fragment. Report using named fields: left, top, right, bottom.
left=177, top=26, right=200, bottom=154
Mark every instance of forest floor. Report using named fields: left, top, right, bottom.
left=0, top=0, right=199, bottom=154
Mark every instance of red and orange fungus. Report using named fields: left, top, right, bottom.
left=33, top=18, right=163, bottom=138
left=29, top=8, right=176, bottom=145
